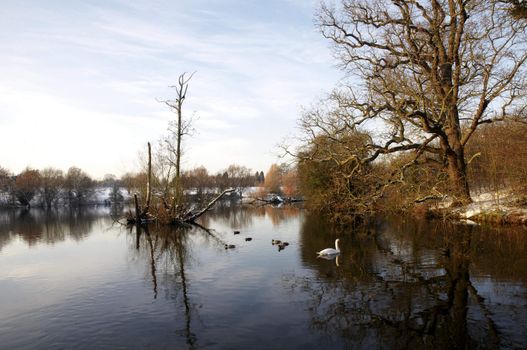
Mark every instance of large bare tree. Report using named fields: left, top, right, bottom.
left=312, top=0, right=527, bottom=204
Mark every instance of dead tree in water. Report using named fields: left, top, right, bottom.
left=127, top=142, right=234, bottom=225
left=130, top=142, right=154, bottom=224
left=143, top=142, right=152, bottom=215
left=159, top=72, right=196, bottom=203
left=127, top=73, right=233, bottom=225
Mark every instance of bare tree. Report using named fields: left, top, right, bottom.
left=0, top=166, right=10, bottom=192
left=225, top=164, right=253, bottom=198
left=466, top=120, right=527, bottom=197
left=40, top=167, right=64, bottom=208
left=124, top=78, right=237, bottom=225
left=183, top=166, right=211, bottom=199
left=121, top=172, right=147, bottom=195
left=13, top=168, right=41, bottom=207
left=64, top=167, right=94, bottom=206
left=294, top=130, right=381, bottom=219
left=153, top=139, right=176, bottom=200
left=264, top=164, right=283, bottom=195
left=282, top=166, right=299, bottom=198
left=159, top=72, right=196, bottom=202
left=310, top=0, right=527, bottom=205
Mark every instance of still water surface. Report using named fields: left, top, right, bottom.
left=0, top=206, right=526, bottom=349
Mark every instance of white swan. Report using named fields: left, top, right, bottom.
left=317, top=239, right=340, bottom=256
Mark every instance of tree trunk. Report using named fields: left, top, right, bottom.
left=445, top=104, right=472, bottom=206
left=174, top=99, right=183, bottom=202
left=141, top=142, right=152, bottom=217
left=145, top=142, right=152, bottom=210
left=446, top=149, right=472, bottom=206
left=176, top=100, right=182, bottom=181
left=134, top=194, right=140, bottom=223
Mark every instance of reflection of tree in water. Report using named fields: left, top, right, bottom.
left=263, top=205, right=301, bottom=227
left=0, top=207, right=117, bottom=251
left=294, top=215, right=527, bottom=349
left=468, top=224, right=527, bottom=280
left=131, top=223, right=228, bottom=349
left=199, top=203, right=301, bottom=229
left=198, top=203, right=256, bottom=229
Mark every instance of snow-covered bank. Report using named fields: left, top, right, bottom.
left=431, top=190, right=527, bottom=225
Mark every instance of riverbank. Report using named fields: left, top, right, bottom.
left=429, top=190, right=527, bottom=225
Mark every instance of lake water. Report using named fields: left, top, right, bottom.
left=1, top=205, right=526, bottom=349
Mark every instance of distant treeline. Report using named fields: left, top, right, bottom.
left=0, top=163, right=300, bottom=208
left=121, top=163, right=299, bottom=203
left=0, top=166, right=118, bottom=208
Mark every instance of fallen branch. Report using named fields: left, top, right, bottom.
left=183, top=188, right=235, bottom=223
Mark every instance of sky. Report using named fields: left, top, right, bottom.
left=0, top=0, right=341, bottom=179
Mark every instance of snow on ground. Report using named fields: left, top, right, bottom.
left=451, top=189, right=527, bottom=223
left=92, top=186, right=131, bottom=203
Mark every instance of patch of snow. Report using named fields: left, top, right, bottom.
left=452, top=188, right=527, bottom=220
left=471, top=189, right=513, bottom=203
left=457, top=219, right=479, bottom=226
left=242, top=186, right=261, bottom=195
left=429, top=188, right=526, bottom=221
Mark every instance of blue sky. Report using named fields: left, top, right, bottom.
left=0, top=0, right=340, bottom=178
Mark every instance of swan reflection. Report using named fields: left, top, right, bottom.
left=317, top=254, right=340, bottom=266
